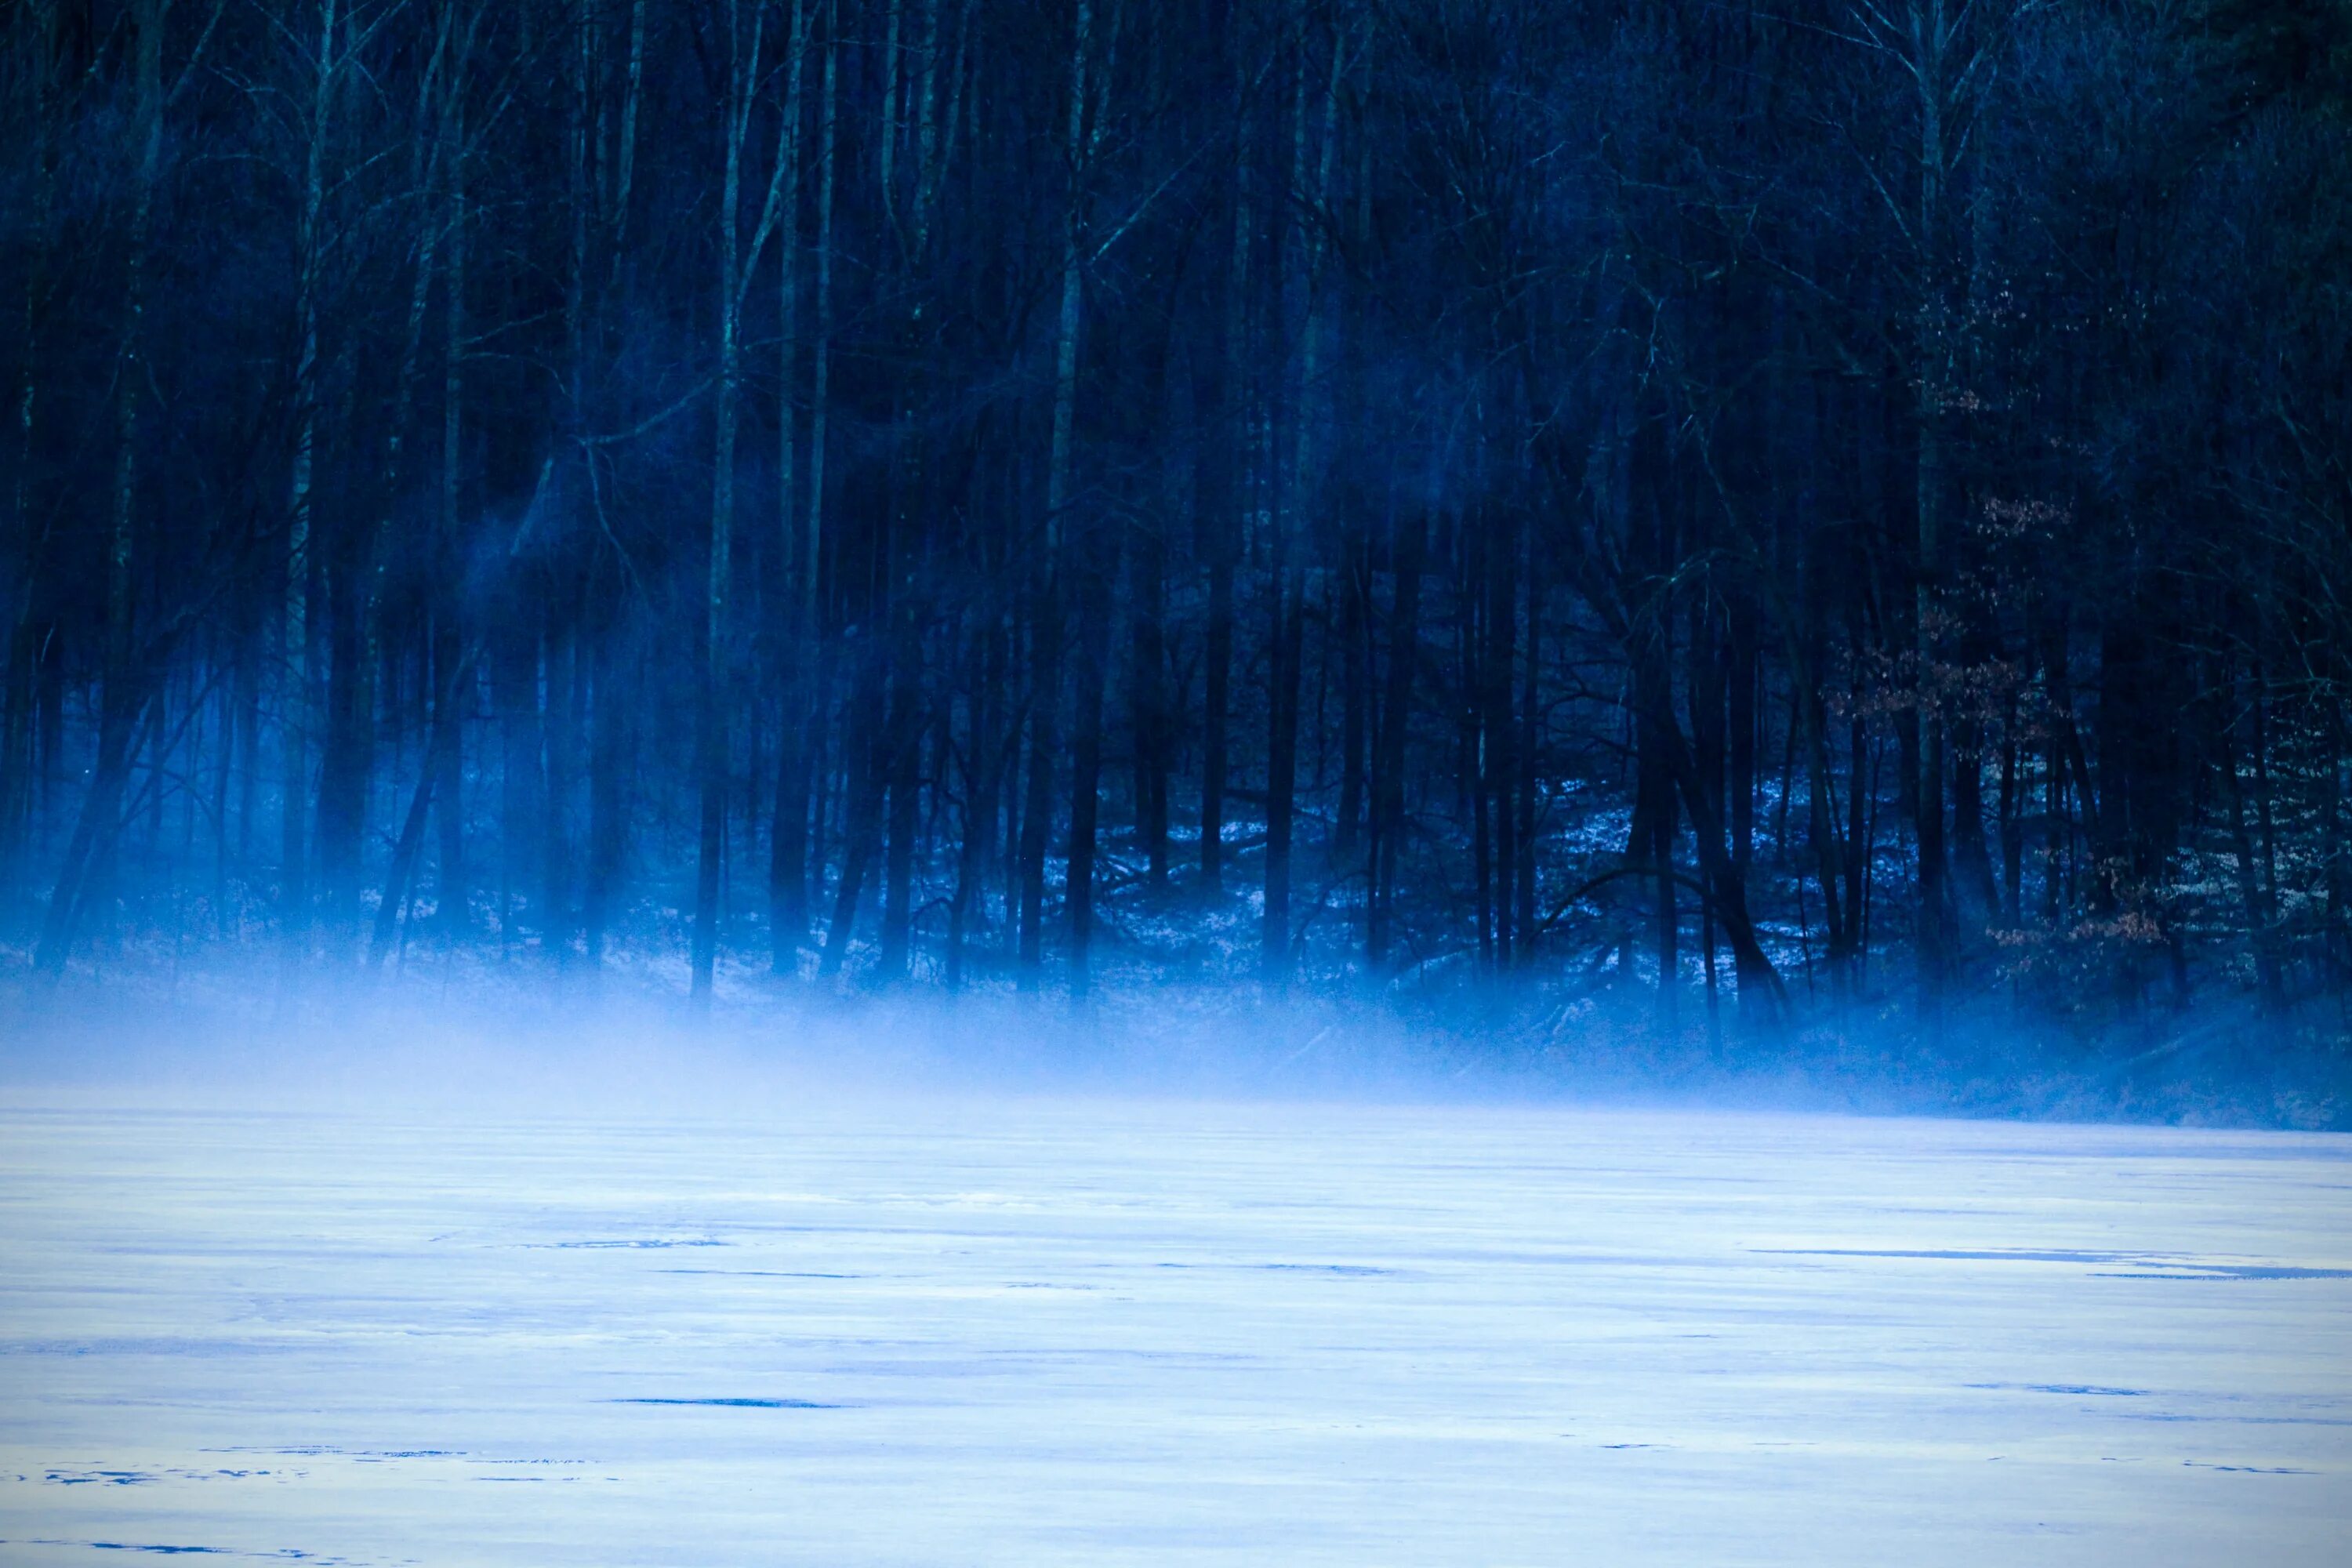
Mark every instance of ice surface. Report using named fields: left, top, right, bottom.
left=1, top=1094, right=2347, bottom=1565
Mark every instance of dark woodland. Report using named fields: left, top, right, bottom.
left=2, top=0, right=2348, bottom=1100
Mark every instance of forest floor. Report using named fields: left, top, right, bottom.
left=1, top=1088, right=2347, bottom=1565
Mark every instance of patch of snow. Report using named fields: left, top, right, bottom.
left=1, top=1098, right=2346, bottom=1566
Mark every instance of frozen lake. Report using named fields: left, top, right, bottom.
left=2, top=1093, right=2347, bottom=1565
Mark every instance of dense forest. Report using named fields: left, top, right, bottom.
left=2, top=0, right=2347, bottom=1082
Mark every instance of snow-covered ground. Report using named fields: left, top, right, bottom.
left=2, top=1094, right=2347, bottom=1565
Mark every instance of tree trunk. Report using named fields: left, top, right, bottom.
left=693, top=0, right=756, bottom=1009
left=281, top=0, right=342, bottom=956
left=793, top=0, right=840, bottom=961
left=1, top=0, right=60, bottom=900
left=821, top=663, right=884, bottom=978
left=769, top=0, right=811, bottom=973
left=1069, top=528, right=1115, bottom=994
left=1202, top=14, right=1251, bottom=902
left=877, top=656, right=920, bottom=983
left=1131, top=513, right=1169, bottom=890
left=583, top=608, right=626, bottom=968
left=435, top=38, right=470, bottom=938
left=1335, top=537, right=1366, bottom=860
left=2218, top=665, right=2284, bottom=1011
left=1368, top=507, right=1421, bottom=968
left=1515, top=546, right=1541, bottom=966
left=1200, top=550, right=1232, bottom=895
